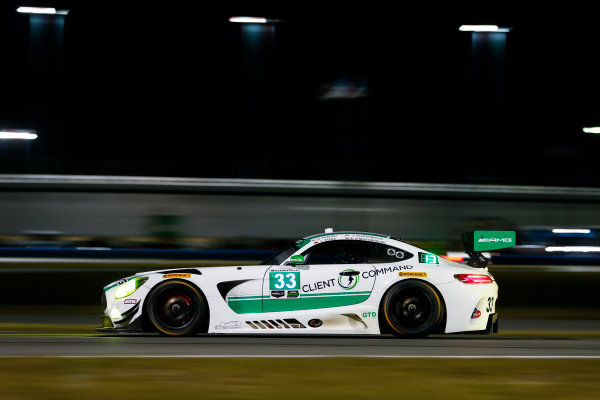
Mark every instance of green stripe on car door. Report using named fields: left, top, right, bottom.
left=227, top=292, right=372, bottom=314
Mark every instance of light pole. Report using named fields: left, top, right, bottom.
left=230, top=16, right=279, bottom=177
left=18, top=6, right=69, bottom=170
left=460, top=25, right=510, bottom=148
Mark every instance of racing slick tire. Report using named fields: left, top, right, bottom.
left=382, top=280, right=445, bottom=338
left=145, top=280, right=207, bottom=336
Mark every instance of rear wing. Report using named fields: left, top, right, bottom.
left=461, top=230, right=516, bottom=268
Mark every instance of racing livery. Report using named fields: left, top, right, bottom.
left=99, top=230, right=514, bottom=337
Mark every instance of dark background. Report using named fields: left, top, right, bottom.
left=1, top=2, right=599, bottom=185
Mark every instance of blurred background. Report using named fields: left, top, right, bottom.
left=1, top=1, right=600, bottom=316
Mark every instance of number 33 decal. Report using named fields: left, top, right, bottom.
left=274, top=273, right=296, bottom=289
left=486, top=297, right=495, bottom=313
left=270, top=271, right=300, bottom=290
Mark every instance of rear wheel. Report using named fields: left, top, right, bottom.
left=382, top=280, right=444, bottom=338
left=145, top=280, right=207, bottom=336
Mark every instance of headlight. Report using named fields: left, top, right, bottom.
left=114, top=277, right=148, bottom=299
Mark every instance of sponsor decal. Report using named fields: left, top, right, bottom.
left=215, top=321, right=242, bottom=330
left=316, top=236, right=337, bottom=243
left=270, top=271, right=300, bottom=290
left=338, top=269, right=359, bottom=290
left=471, top=308, right=481, bottom=319
left=362, top=312, right=377, bottom=318
left=398, top=272, right=427, bottom=277
left=478, top=237, right=513, bottom=243
left=287, top=290, right=300, bottom=298
left=418, top=252, right=439, bottom=265
left=361, top=265, right=413, bottom=279
left=308, top=233, right=388, bottom=244
left=163, top=273, right=191, bottom=279
left=295, top=239, right=311, bottom=248
left=290, top=255, right=305, bottom=264
left=473, top=231, right=516, bottom=251
left=344, top=234, right=386, bottom=243
left=271, top=290, right=285, bottom=298
left=124, top=299, right=138, bottom=305
left=302, top=278, right=336, bottom=292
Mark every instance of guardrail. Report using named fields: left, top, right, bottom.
left=0, top=247, right=277, bottom=261
left=2, top=174, right=600, bottom=201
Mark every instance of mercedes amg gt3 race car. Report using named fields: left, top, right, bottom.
left=98, top=230, right=515, bottom=337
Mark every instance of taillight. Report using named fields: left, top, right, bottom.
left=454, top=274, right=493, bottom=284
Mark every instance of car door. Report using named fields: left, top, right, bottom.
left=262, top=240, right=376, bottom=312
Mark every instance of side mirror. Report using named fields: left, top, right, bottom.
left=290, top=255, right=305, bottom=265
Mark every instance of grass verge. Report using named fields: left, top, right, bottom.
left=0, top=358, right=599, bottom=400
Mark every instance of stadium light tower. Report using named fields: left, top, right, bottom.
left=229, top=16, right=281, bottom=177
left=460, top=24, right=511, bottom=146
left=15, top=5, right=69, bottom=157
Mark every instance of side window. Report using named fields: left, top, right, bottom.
left=368, top=243, right=413, bottom=263
left=302, top=240, right=371, bottom=265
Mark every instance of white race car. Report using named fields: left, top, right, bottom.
left=98, top=230, right=514, bottom=337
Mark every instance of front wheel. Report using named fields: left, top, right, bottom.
left=382, top=280, right=444, bottom=338
left=145, top=280, right=207, bottom=336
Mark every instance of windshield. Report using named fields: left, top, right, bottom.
left=260, top=244, right=299, bottom=265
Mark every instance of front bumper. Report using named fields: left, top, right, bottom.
left=95, top=315, right=117, bottom=332
left=96, top=288, right=146, bottom=333
left=95, top=314, right=144, bottom=333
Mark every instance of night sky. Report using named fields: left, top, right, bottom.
left=1, top=2, right=600, bottom=186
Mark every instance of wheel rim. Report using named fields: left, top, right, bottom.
left=155, top=291, right=195, bottom=330
left=390, top=288, right=434, bottom=331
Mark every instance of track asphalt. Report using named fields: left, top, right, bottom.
left=1, top=331, right=600, bottom=358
